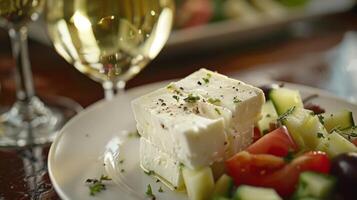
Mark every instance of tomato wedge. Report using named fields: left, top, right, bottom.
left=247, top=126, right=298, bottom=157
left=352, top=138, right=357, bottom=147
left=226, top=151, right=330, bottom=197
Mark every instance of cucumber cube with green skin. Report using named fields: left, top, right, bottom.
left=269, top=88, right=303, bottom=115
left=234, top=185, right=282, bottom=200
left=182, top=166, right=215, bottom=200
left=298, top=114, right=329, bottom=149
left=317, top=131, right=357, bottom=158
left=258, top=101, right=278, bottom=135
left=282, top=107, right=311, bottom=149
left=292, top=172, right=337, bottom=200
left=322, top=110, right=355, bottom=133
left=213, top=174, right=234, bottom=198
left=339, top=126, right=357, bottom=141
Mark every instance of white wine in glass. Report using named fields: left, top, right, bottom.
left=46, top=0, right=174, bottom=100
left=0, top=0, right=81, bottom=147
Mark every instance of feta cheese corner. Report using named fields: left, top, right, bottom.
left=174, top=68, right=265, bottom=127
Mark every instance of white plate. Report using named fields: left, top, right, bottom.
left=48, top=79, right=357, bottom=200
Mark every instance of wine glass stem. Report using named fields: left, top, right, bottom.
left=102, top=80, right=126, bottom=101
left=9, top=26, right=35, bottom=103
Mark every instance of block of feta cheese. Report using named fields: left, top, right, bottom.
left=133, top=88, right=227, bottom=169
left=132, top=68, right=265, bottom=189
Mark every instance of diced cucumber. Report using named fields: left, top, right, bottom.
left=182, top=166, right=215, bottom=200
left=234, top=185, right=282, bottom=200
left=282, top=107, right=310, bottom=149
left=282, top=107, right=329, bottom=150
left=317, top=131, right=357, bottom=158
left=292, top=172, right=336, bottom=200
left=213, top=174, right=234, bottom=198
left=269, top=88, right=303, bottom=115
left=338, top=126, right=357, bottom=141
left=298, top=114, right=329, bottom=149
left=212, top=196, right=230, bottom=200
left=322, top=110, right=355, bottom=132
left=258, top=101, right=278, bottom=135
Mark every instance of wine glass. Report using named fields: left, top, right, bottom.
left=0, top=0, right=82, bottom=147
left=45, top=0, right=174, bottom=100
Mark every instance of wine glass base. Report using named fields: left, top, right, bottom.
left=0, top=96, right=82, bottom=147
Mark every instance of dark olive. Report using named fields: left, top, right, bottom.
left=259, top=84, right=283, bottom=100
left=330, top=152, right=357, bottom=200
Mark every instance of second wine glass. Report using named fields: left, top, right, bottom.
left=46, top=0, right=174, bottom=100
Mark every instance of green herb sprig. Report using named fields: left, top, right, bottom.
left=146, top=184, right=156, bottom=199
left=85, top=175, right=112, bottom=196
left=184, top=94, right=200, bottom=103
left=277, top=106, right=296, bottom=124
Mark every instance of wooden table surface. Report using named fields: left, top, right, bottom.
left=1, top=10, right=357, bottom=200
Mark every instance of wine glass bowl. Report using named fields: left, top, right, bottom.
left=0, top=0, right=82, bottom=147
left=46, top=0, right=174, bottom=99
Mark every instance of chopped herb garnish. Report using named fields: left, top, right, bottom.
left=202, top=77, right=209, bottom=84
left=284, top=151, right=295, bottom=163
left=215, top=108, right=221, bottom=115
left=144, top=170, right=154, bottom=176
left=318, top=114, right=325, bottom=125
left=184, top=94, right=200, bottom=103
left=233, top=96, right=242, bottom=104
left=179, top=163, right=185, bottom=168
left=166, top=84, right=174, bottom=90
left=277, top=106, right=296, bottom=123
left=202, top=73, right=212, bottom=84
left=208, top=98, right=221, bottom=105
left=339, top=127, right=357, bottom=140
left=330, top=127, right=341, bottom=134
left=173, top=95, right=179, bottom=102
left=158, top=187, right=164, bottom=193
left=146, top=184, right=156, bottom=199
left=85, top=175, right=112, bottom=196
left=317, top=132, right=325, bottom=139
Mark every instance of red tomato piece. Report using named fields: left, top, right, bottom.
left=225, top=151, right=330, bottom=197
left=352, top=138, right=357, bottom=147
left=246, top=126, right=298, bottom=157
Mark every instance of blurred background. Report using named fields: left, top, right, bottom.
left=2, top=0, right=357, bottom=106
